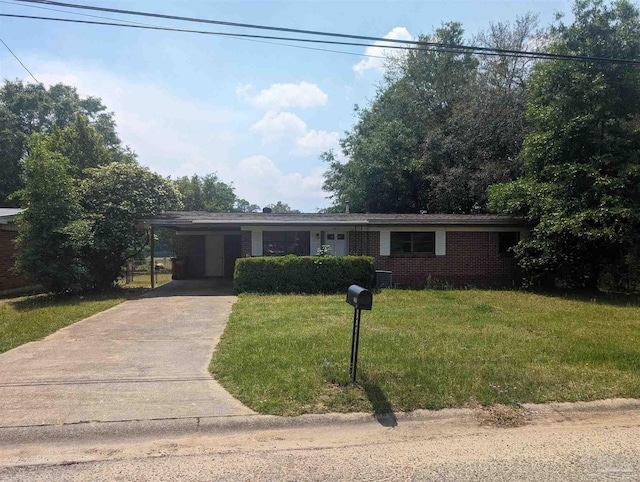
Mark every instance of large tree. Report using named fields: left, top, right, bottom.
left=174, top=173, right=259, bottom=212
left=323, top=17, right=539, bottom=214
left=14, top=128, right=180, bottom=293
left=489, top=0, right=640, bottom=289
left=80, top=163, right=181, bottom=290
left=0, top=80, right=133, bottom=205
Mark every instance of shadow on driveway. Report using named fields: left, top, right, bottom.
left=143, top=279, right=235, bottom=297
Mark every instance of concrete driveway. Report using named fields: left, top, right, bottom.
left=0, top=280, right=254, bottom=427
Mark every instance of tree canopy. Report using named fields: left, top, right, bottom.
left=173, top=173, right=259, bottom=213
left=323, top=16, right=540, bottom=214
left=0, top=80, right=134, bottom=206
left=14, top=109, right=180, bottom=293
left=489, top=0, right=640, bottom=288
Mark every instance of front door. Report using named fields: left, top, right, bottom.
left=223, top=234, right=242, bottom=278
left=205, top=235, right=224, bottom=277
left=326, top=232, right=348, bottom=256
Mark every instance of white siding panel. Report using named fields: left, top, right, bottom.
left=435, top=230, right=446, bottom=256
left=251, top=229, right=263, bottom=256
left=380, top=229, right=391, bottom=256
left=310, top=231, right=321, bottom=256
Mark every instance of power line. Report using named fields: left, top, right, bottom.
left=0, top=36, right=40, bottom=83
left=0, top=14, right=511, bottom=59
left=0, top=1, right=387, bottom=60
left=5, top=12, right=639, bottom=66
left=12, top=0, right=640, bottom=66
left=0, top=14, right=391, bottom=60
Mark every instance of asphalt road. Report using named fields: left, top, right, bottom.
left=2, top=401, right=639, bottom=481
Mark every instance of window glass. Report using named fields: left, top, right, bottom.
left=391, top=232, right=435, bottom=254
left=337, top=234, right=345, bottom=240
left=391, top=232, right=413, bottom=253
left=263, top=231, right=310, bottom=256
left=327, top=234, right=335, bottom=240
left=412, top=232, right=435, bottom=253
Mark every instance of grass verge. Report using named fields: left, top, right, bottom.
left=209, top=289, right=640, bottom=416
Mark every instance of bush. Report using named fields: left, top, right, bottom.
left=234, top=255, right=375, bottom=294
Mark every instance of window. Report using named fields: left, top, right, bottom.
left=327, top=234, right=335, bottom=240
left=390, top=232, right=435, bottom=254
left=263, top=231, right=310, bottom=256
left=498, top=232, right=520, bottom=254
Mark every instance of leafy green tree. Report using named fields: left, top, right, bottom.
left=14, top=140, right=90, bottom=293
left=323, top=19, right=538, bottom=213
left=14, top=130, right=180, bottom=293
left=265, top=201, right=301, bottom=213
left=233, top=198, right=260, bottom=213
left=489, top=0, right=640, bottom=289
left=80, top=163, right=181, bottom=290
left=0, top=80, right=132, bottom=205
left=174, top=173, right=258, bottom=212
left=42, top=114, right=114, bottom=175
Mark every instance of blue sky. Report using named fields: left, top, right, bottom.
left=1, top=0, right=573, bottom=212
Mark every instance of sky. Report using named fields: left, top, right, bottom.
left=0, top=0, right=574, bottom=212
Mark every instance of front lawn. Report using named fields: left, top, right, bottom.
left=210, top=290, right=640, bottom=415
left=0, top=287, right=148, bottom=354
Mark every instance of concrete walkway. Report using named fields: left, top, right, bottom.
left=0, top=280, right=254, bottom=428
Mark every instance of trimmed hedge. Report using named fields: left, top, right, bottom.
left=234, top=255, right=375, bottom=294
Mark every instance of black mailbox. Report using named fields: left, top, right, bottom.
left=346, top=285, right=373, bottom=311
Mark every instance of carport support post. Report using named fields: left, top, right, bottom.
left=150, top=226, right=155, bottom=289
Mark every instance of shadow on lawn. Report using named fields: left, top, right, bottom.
left=8, top=287, right=147, bottom=311
left=532, top=289, right=640, bottom=308
left=362, top=379, right=398, bottom=427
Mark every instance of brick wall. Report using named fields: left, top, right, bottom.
left=0, top=229, right=30, bottom=292
left=175, top=235, right=205, bottom=278
left=350, top=230, right=520, bottom=287
left=241, top=231, right=251, bottom=257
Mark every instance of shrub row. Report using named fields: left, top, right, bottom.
left=233, top=255, right=375, bottom=294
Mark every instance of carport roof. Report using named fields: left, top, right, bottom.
left=142, top=211, right=526, bottom=229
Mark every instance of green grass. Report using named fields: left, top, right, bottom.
left=0, top=287, right=149, bottom=354
left=209, top=289, right=640, bottom=415
left=118, top=272, right=172, bottom=289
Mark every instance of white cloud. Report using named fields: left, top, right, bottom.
left=238, top=82, right=328, bottom=109
left=251, top=111, right=307, bottom=144
left=29, top=63, right=238, bottom=181
left=353, top=27, right=413, bottom=73
left=5, top=59, right=332, bottom=211
left=231, top=155, right=326, bottom=209
left=295, top=129, right=340, bottom=157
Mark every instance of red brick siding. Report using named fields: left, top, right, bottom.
left=241, top=231, right=252, bottom=257
left=350, top=230, right=520, bottom=287
left=0, top=229, right=30, bottom=291
left=175, top=235, right=205, bottom=278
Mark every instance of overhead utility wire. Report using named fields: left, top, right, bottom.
left=13, top=0, right=640, bottom=66
left=0, top=2, right=388, bottom=60
left=0, top=14, right=394, bottom=60
left=0, top=37, right=40, bottom=83
left=0, top=14, right=516, bottom=59
left=1, top=13, right=615, bottom=63
left=1, top=0, right=151, bottom=26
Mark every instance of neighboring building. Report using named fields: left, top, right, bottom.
left=144, top=212, right=528, bottom=287
left=0, top=208, right=29, bottom=292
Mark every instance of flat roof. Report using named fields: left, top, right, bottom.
left=143, top=211, right=526, bottom=229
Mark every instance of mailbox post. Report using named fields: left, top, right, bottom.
left=346, top=285, right=373, bottom=383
